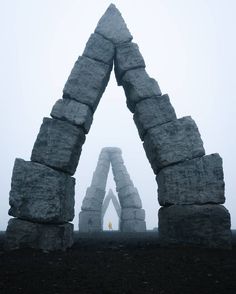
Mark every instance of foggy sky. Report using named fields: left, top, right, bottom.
left=0, top=0, right=236, bottom=230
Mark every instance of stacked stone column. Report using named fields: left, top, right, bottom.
left=114, top=21, right=231, bottom=248
left=109, top=148, right=146, bottom=232
left=79, top=149, right=110, bottom=232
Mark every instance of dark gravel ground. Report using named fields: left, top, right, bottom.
left=0, top=231, right=236, bottom=294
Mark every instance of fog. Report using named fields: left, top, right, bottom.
left=0, top=0, right=236, bottom=230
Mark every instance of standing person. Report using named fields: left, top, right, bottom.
left=108, top=221, right=112, bottom=231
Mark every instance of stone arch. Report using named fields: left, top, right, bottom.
left=5, top=4, right=231, bottom=250
left=79, top=147, right=146, bottom=232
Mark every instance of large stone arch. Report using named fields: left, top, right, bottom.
left=79, top=147, right=146, bottom=232
left=5, top=4, right=231, bottom=250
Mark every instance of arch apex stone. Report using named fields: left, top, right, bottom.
left=95, top=4, right=133, bottom=44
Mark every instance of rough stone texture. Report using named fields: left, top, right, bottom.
left=5, top=218, right=74, bottom=251
left=133, top=94, right=177, bottom=140
left=79, top=211, right=102, bottom=232
left=157, top=153, right=225, bottom=206
left=158, top=204, right=232, bottom=249
left=115, top=42, right=145, bottom=84
left=102, top=189, right=121, bottom=219
left=50, top=99, right=93, bottom=133
left=63, top=56, right=112, bottom=112
left=121, top=193, right=142, bottom=209
left=113, top=171, right=133, bottom=191
left=81, top=187, right=106, bottom=211
left=95, top=4, right=133, bottom=44
left=143, top=116, right=205, bottom=174
left=31, top=117, right=85, bottom=175
left=121, top=208, right=145, bottom=221
left=120, top=220, right=146, bottom=232
left=9, top=158, right=75, bottom=223
left=83, top=33, right=115, bottom=65
left=121, top=68, right=162, bottom=113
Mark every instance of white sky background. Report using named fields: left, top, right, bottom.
left=0, top=0, right=236, bottom=230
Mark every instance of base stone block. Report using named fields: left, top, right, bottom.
left=120, top=220, right=146, bottom=232
left=157, top=153, right=225, bottom=206
left=133, top=94, right=177, bottom=140
left=79, top=211, right=102, bottom=232
left=31, top=117, right=85, bottom=175
left=158, top=205, right=232, bottom=249
left=143, top=116, right=205, bottom=174
left=5, top=218, right=74, bottom=251
left=9, top=158, right=75, bottom=223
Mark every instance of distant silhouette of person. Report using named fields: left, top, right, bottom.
left=108, top=221, right=112, bottom=230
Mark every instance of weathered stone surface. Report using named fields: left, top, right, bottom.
left=81, top=187, right=106, bottom=211
left=121, top=68, right=162, bottom=112
left=115, top=42, right=145, bottom=84
left=31, top=117, right=85, bottom=175
left=113, top=171, right=133, bottom=191
left=63, top=56, right=112, bottom=112
left=5, top=218, right=73, bottom=251
left=143, top=116, right=205, bottom=174
left=120, top=220, right=146, bottom=232
left=79, top=211, right=102, bottom=232
left=157, top=154, right=225, bottom=206
left=50, top=99, right=93, bottom=133
left=83, top=33, right=115, bottom=65
left=95, top=4, right=133, bottom=44
left=91, top=170, right=109, bottom=190
left=158, top=205, right=232, bottom=249
left=121, top=193, right=142, bottom=209
left=133, top=94, right=177, bottom=140
left=121, top=208, right=145, bottom=221
left=9, top=158, right=75, bottom=223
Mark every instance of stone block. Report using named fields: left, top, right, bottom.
left=95, top=4, right=133, bottom=44
left=157, top=154, right=225, bottom=206
left=9, top=158, right=75, bottom=223
left=50, top=99, right=93, bottom=133
left=79, top=211, right=102, bottom=232
left=133, top=94, right=177, bottom=140
left=121, top=208, right=145, bottom=221
left=158, top=205, right=232, bottom=249
left=143, top=116, right=205, bottom=174
left=120, top=220, right=146, bottom=232
left=31, top=117, right=85, bottom=175
left=81, top=186, right=106, bottom=211
left=115, top=42, right=145, bottom=84
left=113, top=171, right=133, bottom=190
left=118, top=189, right=142, bottom=209
left=91, top=169, right=109, bottom=190
left=83, top=33, right=115, bottom=65
left=63, top=56, right=112, bottom=112
left=5, top=218, right=74, bottom=251
left=121, top=68, right=162, bottom=112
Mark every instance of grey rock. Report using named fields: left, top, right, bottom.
left=133, top=94, right=177, bottom=140
left=5, top=218, right=74, bottom=251
left=114, top=171, right=133, bottom=191
left=83, top=33, right=115, bottom=65
left=157, top=153, right=225, bottom=206
left=143, top=116, right=205, bottom=174
left=63, top=56, right=112, bottom=112
left=95, top=4, right=133, bottom=44
left=121, top=208, right=145, bottom=221
left=9, top=158, right=75, bottom=223
left=115, top=42, right=145, bottom=84
left=118, top=185, right=138, bottom=198
left=158, top=204, right=232, bottom=249
left=50, top=99, right=93, bottom=133
left=31, top=117, right=85, bottom=175
left=121, top=68, right=162, bottom=112
left=79, top=211, right=102, bottom=232
left=120, top=220, right=146, bottom=232
left=82, top=186, right=106, bottom=210
left=119, top=190, right=142, bottom=209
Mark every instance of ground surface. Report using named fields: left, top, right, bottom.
left=0, top=231, right=236, bottom=294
